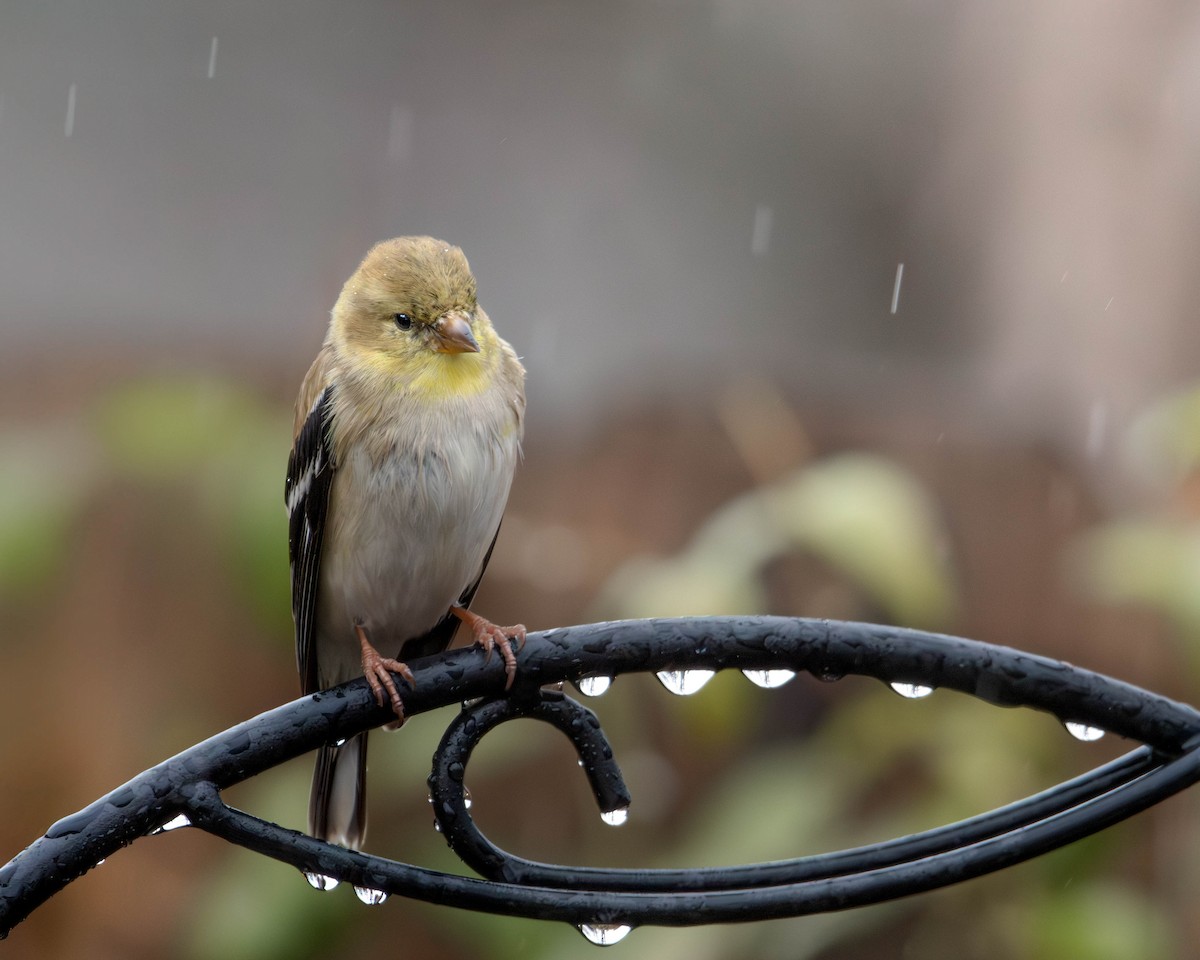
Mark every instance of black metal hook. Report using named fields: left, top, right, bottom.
left=4, top=616, right=1200, bottom=942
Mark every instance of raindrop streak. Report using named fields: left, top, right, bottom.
left=64, top=83, right=76, bottom=137
left=742, top=669, right=796, bottom=689
left=1086, top=401, right=1107, bottom=460
left=354, top=886, right=389, bottom=905
left=751, top=204, right=773, bottom=256
left=303, top=871, right=340, bottom=891
left=1065, top=721, right=1105, bottom=742
left=577, top=675, right=612, bottom=697
left=890, top=681, right=934, bottom=699
left=890, top=262, right=904, bottom=314
left=207, top=36, right=218, bottom=78
left=655, top=669, right=714, bottom=696
left=387, top=104, right=415, bottom=161
left=158, top=813, right=192, bottom=832
left=579, top=924, right=632, bottom=946
left=600, top=806, right=629, bottom=827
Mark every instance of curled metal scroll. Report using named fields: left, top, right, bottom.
left=3, top=616, right=1200, bottom=941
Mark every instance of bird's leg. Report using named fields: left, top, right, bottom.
left=355, top=619, right=413, bottom=722
left=450, top=606, right=526, bottom=690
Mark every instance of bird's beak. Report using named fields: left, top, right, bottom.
left=432, top=312, right=480, bottom=354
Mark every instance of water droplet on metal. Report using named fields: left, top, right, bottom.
left=433, top=819, right=443, bottom=833
left=354, top=885, right=388, bottom=905
left=742, top=669, right=795, bottom=689
left=1065, top=721, right=1105, bottom=742
left=333, top=738, right=347, bottom=748
left=579, top=923, right=632, bottom=946
left=890, top=682, right=934, bottom=699
left=463, top=786, right=473, bottom=809
left=156, top=813, right=192, bottom=832
left=655, top=669, right=714, bottom=696
left=303, top=871, right=339, bottom=891
left=576, top=675, right=612, bottom=697
left=814, top=666, right=845, bottom=682
left=600, top=806, right=628, bottom=827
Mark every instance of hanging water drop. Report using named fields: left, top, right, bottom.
left=600, top=806, right=628, bottom=827
left=742, top=669, right=795, bottom=689
left=579, top=923, right=632, bottom=946
left=354, top=886, right=389, bottom=905
left=433, top=819, right=443, bottom=833
left=655, top=669, right=714, bottom=696
left=577, top=675, right=612, bottom=697
left=303, top=871, right=339, bottom=891
left=463, top=786, right=473, bottom=809
left=890, top=682, right=934, bottom=699
left=1065, top=721, right=1105, bottom=742
left=155, top=813, right=192, bottom=833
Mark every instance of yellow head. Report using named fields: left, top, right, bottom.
left=330, top=236, right=502, bottom=398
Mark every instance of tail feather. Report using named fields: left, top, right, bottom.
left=309, top=732, right=368, bottom=849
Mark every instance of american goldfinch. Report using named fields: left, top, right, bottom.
left=286, top=236, right=526, bottom=849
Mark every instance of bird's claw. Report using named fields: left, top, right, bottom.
left=449, top=606, right=526, bottom=690
left=356, top=622, right=413, bottom=723
left=473, top=621, right=526, bottom=691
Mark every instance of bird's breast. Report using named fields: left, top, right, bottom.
left=315, top=398, right=519, bottom=683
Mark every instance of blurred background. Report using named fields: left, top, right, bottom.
left=4, top=1, right=1200, bottom=957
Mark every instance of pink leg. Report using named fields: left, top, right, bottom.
left=450, top=607, right=526, bottom=690
left=356, top=620, right=414, bottom=722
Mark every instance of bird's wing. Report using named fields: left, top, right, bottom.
left=287, top=371, right=337, bottom=696
left=398, top=523, right=502, bottom=661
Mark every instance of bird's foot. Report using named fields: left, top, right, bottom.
left=355, top=621, right=414, bottom=723
left=450, top=606, right=526, bottom=690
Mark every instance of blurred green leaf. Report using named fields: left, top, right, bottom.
left=97, top=378, right=252, bottom=479
left=96, top=375, right=293, bottom=634
left=1070, top=521, right=1200, bottom=637
left=1029, top=883, right=1175, bottom=960
left=595, top=452, right=955, bottom=627
left=771, top=454, right=955, bottom=626
left=1127, top=385, right=1200, bottom=485
left=0, top=425, right=94, bottom=599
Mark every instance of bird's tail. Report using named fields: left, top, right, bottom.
left=309, top=732, right=368, bottom=850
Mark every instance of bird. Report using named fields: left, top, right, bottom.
left=285, top=236, right=526, bottom=850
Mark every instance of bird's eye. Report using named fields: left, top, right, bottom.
left=393, top=313, right=413, bottom=330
